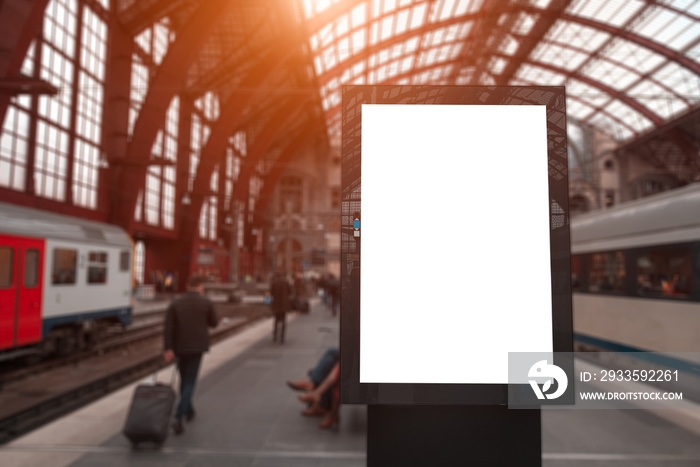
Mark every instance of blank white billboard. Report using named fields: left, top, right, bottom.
left=360, top=104, right=553, bottom=384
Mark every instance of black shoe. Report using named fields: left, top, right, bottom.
left=186, top=410, right=195, bottom=422
left=172, top=419, right=184, bottom=435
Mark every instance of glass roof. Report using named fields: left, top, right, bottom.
left=301, top=0, right=700, bottom=147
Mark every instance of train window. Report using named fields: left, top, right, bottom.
left=637, top=249, right=691, bottom=297
left=88, top=251, right=108, bottom=284
left=0, top=247, right=13, bottom=288
left=589, top=251, right=625, bottom=293
left=24, top=249, right=39, bottom=288
left=52, top=249, right=77, bottom=285
left=571, top=255, right=581, bottom=292
left=119, top=250, right=130, bottom=272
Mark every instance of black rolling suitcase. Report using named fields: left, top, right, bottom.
left=123, top=368, right=177, bottom=448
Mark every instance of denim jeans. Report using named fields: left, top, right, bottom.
left=309, top=347, right=339, bottom=385
left=175, top=354, right=203, bottom=421
left=308, top=348, right=339, bottom=410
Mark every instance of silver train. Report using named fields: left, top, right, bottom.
left=571, top=183, right=700, bottom=353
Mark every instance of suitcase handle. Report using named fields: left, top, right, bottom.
left=149, top=359, right=178, bottom=387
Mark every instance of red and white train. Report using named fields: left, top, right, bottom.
left=0, top=201, right=133, bottom=361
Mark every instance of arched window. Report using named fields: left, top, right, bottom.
left=1, top=0, right=109, bottom=208
left=279, top=176, right=303, bottom=214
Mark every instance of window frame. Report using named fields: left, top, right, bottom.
left=0, top=247, right=14, bottom=288
left=23, top=248, right=39, bottom=288
left=87, top=250, right=108, bottom=285
left=51, top=248, right=77, bottom=285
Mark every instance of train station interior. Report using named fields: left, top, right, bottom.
left=1, top=0, right=700, bottom=466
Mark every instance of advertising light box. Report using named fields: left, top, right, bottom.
left=340, top=86, right=573, bottom=405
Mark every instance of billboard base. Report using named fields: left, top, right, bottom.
left=368, top=405, right=541, bottom=466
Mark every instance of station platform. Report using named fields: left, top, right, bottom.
left=0, top=298, right=367, bottom=467
left=2, top=297, right=700, bottom=466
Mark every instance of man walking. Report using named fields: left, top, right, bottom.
left=163, top=275, right=218, bottom=435
left=270, top=271, right=291, bottom=343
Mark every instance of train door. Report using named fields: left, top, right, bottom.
left=0, top=234, right=44, bottom=350
left=0, top=238, right=16, bottom=350
left=16, top=238, right=43, bottom=345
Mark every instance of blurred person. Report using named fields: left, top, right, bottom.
left=298, top=362, right=340, bottom=429
left=287, top=348, right=339, bottom=420
left=318, top=274, right=328, bottom=308
left=287, top=347, right=339, bottom=394
left=292, top=271, right=310, bottom=313
left=164, top=272, right=174, bottom=292
left=155, top=270, right=164, bottom=293
left=294, top=272, right=306, bottom=298
left=637, top=273, right=652, bottom=293
left=327, top=274, right=340, bottom=316
left=163, top=275, right=219, bottom=435
left=270, top=271, right=292, bottom=343
left=661, top=275, right=676, bottom=295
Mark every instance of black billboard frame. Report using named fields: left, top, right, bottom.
left=340, top=85, right=573, bottom=406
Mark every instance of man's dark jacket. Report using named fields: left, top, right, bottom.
left=164, top=291, right=218, bottom=355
